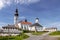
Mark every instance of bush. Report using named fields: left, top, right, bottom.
left=23, top=30, right=35, bottom=33
left=0, top=33, right=29, bottom=40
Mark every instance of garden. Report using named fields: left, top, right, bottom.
left=49, top=31, right=60, bottom=36
left=0, top=33, right=29, bottom=40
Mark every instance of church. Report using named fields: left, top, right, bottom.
left=18, top=18, right=43, bottom=31
left=1, top=8, right=57, bottom=36
left=0, top=9, right=21, bottom=36
left=0, top=0, right=57, bottom=36
left=1, top=8, right=44, bottom=34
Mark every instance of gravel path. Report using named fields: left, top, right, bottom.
left=24, top=32, right=59, bottom=40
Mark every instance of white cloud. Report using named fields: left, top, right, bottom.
left=0, top=0, right=40, bottom=10
left=0, top=0, right=5, bottom=9
left=44, top=22, right=60, bottom=28
left=5, top=0, right=11, bottom=6
left=43, top=21, right=60, bottom=30
left=50, top=22, right=60, bottom=27
left=0, top=22, right=8, bottom=28
left=16, top=0, right=40, bottom=4
left=0, top=0, right=11, bottom=10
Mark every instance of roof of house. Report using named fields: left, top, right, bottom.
left=21, top=22, right=32, bottom=24
left=19, top=21, right=32, bottom=25
left=31, top=23, right=43, bottom=27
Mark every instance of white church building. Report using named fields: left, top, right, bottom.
left=0, top=8, right=57, bottom=36
left=29, top=18, right=43, bottom=31
left=18, top=19, right=32, bottom=30
left=18, top=17, right=57, bottom=32
left=18, top=18, right=43, bottom=31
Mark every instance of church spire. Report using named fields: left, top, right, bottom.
left=14, top=0, right=19, bottom=25
left=35, top=18, right=39, bottom=23
left=15, top=8, right=19, bottom=16
left=16, top=8, right=18, bottom=13
left=14, top=8, right=19, bottom=24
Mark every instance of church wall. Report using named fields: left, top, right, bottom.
left=29, top=26, right=35, bottom=31
left=3, top=28, right=20, bottom=34
left=18, top=23, right=21, bottom=28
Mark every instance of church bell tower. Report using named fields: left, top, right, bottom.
left=35, top=18, right=39, bottom=23
left=14, top=8, right=19, bottom=24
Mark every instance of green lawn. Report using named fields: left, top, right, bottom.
left=0, top=33, right=29, bottom=40
left=23, top=30, right=48, bottom=35
left=32, top=31, right=48, bottom=35
left=49, top=31, right=60, bottom=36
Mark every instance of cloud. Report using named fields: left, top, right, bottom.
left=42, top=21, right=60, bottom=30
left=0, top=0, right=5, bottom=9
left=43, top=22, right=60, bottom=29
left=49, top=22, right=60, bottom=30
left=0, top=22, right=8, bottom=28
left=17, top=0, right=40, bottom=4
left=0, top=0, right=11, bottom=9
left=49, top=22, right=60, bottom=27
left=0, top=0, right=40, bottom=10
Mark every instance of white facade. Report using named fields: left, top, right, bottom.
left=30, top=18, right=43, bottom=31
left=18, top=22, right=57, bottom=32
left=18, top=23, right=21, bottom=28
left=18, top=18, right=57, bottom=32
left=29, top=26, right=35, bottom=31
left=2, top=28, right=21, bottom=34
left=29, top=26, right=43, bottom=31
left=18, top=23, right=43, bottom=31
left=18, top=23, right=31, bottom=30
left=14, top=16, right=18, bottom=24
left=44, top=27, right=57, bottom=32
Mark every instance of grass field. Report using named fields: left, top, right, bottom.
left=23, top=30, right=48, bottom=35
left=49, top=31, right=60, bottom=36
left=32, top=31, right=48, bottom=35
left=0, top=33, right=29, bottom=40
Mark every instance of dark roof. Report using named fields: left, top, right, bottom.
left=36, top=18, right=39, bottom=20
left=15, top=9, right=19, bottom=16
left=2, top=25, right=18, bottom=29
left=31, top=23, right=43, bottom=27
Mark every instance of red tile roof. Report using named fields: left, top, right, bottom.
left=20, top=21, right=32, bottom=25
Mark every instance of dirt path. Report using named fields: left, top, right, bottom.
left=24, top=32, right=59, bottom=40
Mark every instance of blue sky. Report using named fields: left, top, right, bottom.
left=0, top=0, right=60, bottom=30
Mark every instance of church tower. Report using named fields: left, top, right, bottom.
left=35, top=18, right=39, bottom=23
left=14, top=8, right=19, bottom=24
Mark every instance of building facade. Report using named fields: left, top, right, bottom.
left=2, top=25, right=20, bottom=34
left=18, top=18, right=43, bottom=31
left=44, top=27, right=57, bottom=32
left=18, top=19, right=32, bottom=30
left=29, top=18, right=43, bottom=31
